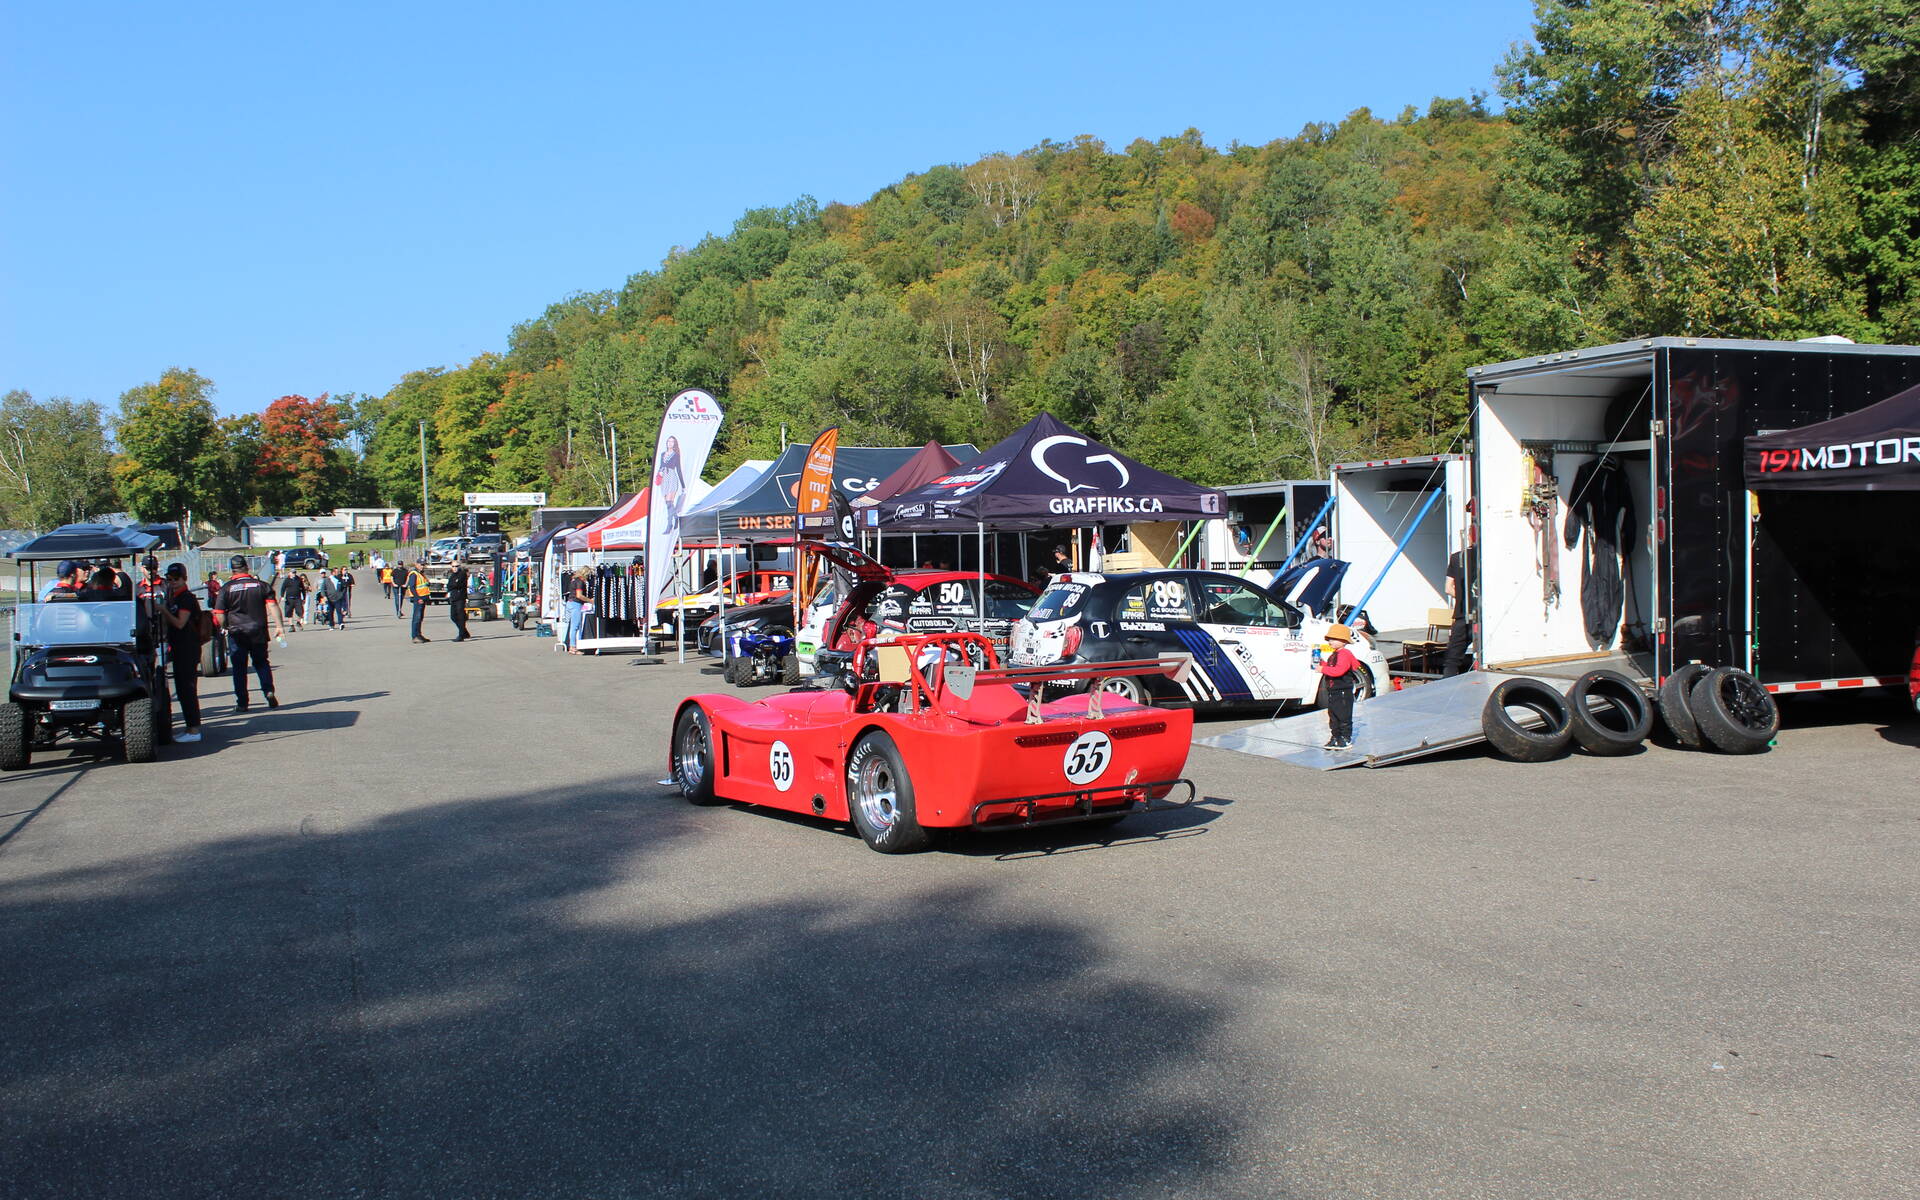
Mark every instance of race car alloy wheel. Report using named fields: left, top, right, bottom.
left=1656, top=663, right=1710, bottom=749
left=846, top=731, right=931, bottom=853
left=1098, top=674, right=1150, bottom=705
left=672, top=707, right=719, bottom=804
left=0, top=702, right=28, bottom=771
left=1688, top=667, right=1779, bottom=754
left=122, top=701, right=157, bottom=764
left=1566, top=669, right=1652, bottom=756
left=1480, top=678, right=1574, bottom=762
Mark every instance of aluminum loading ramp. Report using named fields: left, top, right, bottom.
left=1194, top=671, right=1572, bottom=770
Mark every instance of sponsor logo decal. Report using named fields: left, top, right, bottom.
left=931, top=459, right=1009, bottom=496
left=1756, top=437, right=1920, bottom=473
left=1032, top=435, right=1131, bottom=493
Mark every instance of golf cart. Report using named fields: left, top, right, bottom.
left=3, top=524, right=170, bottom=769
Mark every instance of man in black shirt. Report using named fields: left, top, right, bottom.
left=1442, top=521, right=1477, bottom=677
left=447, top=563, right=470, bottom=642
left=215, top=554, right=287, bottom=711
left=160, top=564, right=205, bottom=742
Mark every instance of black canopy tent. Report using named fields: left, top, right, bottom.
left=1746, top=379, right=1920, bottom=491
left=685, top=442, right=977, bottom=541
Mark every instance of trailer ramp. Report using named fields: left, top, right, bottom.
left=1194, top=671, right=1571, bottom=770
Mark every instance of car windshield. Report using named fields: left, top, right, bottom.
left=12, top=601, right=139, bottom=647
left=1026, top=580, right=1091, bottom=622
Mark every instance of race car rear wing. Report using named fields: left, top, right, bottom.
left=944, top=655, right=1193, bottom=723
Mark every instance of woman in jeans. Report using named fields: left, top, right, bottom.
left=561, top=570, right=589, bottom=655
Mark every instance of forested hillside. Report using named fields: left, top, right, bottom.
left=6, top=0, right=1916, bottom=532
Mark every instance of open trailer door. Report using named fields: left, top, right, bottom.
left=1744, top=379, right=1920, bottom=694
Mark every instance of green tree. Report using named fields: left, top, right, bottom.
left=0, top=390, right=118, bottom=530
left=112, top=367, right=223, bottom=523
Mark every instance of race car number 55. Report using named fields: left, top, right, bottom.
left=769, top=740, right=796, bottom=792
left=1063, top=731, right=1112, bottom=785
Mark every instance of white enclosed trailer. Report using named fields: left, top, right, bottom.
left=1331, top=455, right=1469, bottom=635
left=1201, top=480, right=1333, bottom=576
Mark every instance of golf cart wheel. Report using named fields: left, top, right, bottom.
left=845, top=731, right=931, bottom=854
left=0, top=702, right=29, bottom=770
left=122, top=701, right=157, bottom=764
left=1689, top=667, right=1779, bottom=754
left=1480, top=678, right=1574, bottom=762
left=672, top=706, right=719, bottom=804
left=781, top=653, right=803, bottom=686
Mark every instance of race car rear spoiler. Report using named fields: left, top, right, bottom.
left=943, top=655, right=1192, bottom=723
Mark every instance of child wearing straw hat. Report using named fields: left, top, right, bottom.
left=1318, top=623, right=1360, bottom=750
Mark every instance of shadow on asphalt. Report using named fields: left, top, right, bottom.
left=0, top=785, right=1245, bottom=1198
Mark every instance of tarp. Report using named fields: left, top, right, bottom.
left=1746, top=379, right=1920, bottom=491
left=850, top=441, right=965, bottom=508
left=565, top=492, right=646, bottom=554
left=877, top=413, right=1226, bottom=531
left=684, top=443, right=976, bottom=541
left=6, top=523, right=163, bottom=562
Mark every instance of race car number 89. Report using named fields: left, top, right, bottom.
left=769, top=740, right=796, bottom=792
left=1063, top=731, right=1112, bottom=785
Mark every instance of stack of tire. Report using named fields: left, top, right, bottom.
left=1481, top=666, right=1778, bottom=762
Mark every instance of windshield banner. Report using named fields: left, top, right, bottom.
left=644, top=389, right=725, bottom=616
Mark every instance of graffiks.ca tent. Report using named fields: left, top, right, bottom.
left=877, top=413, right=1226, bottom=530
left=1746, top=379, right=1920, bottom=491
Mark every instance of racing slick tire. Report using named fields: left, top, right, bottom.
left=845, top=731, right=932, bottom=854
left=1566, top=669, right=1652, bottom=756
left=781, top=653, right=802, bottom=686
left=1688, top=667, right=1779, bottom=754
left=671, top=706, right=720, bottom=804
left=0, top=702, right=28, bottom=771
left=1655, top=663, right=1711, bottom=749
left=122, top=701, right=157, bottom=764
left=1480, top=678, right=1574, bottom=762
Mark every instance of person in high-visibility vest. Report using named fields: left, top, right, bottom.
left=406, top=561, right=432, bottom=643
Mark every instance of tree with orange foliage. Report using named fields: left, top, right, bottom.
left=256, top=393, right=350, bottom=514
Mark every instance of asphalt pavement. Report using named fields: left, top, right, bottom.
left=3, top=587, right=1916, bottom=1199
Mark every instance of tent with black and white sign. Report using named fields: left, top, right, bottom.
left=876, top=413, right=1225, bottom=531
left=684, top=442, right=976, bottom=541
left=1745, top=379, right=1920, bottom=491
left=850, top=441, right=965, bottom=510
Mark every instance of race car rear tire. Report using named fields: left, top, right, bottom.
left=123, top=701, right=156, bottom=764
left=1689, top=667, right=1779, bottom=754
left=1097, top=674, right=1150, bottom=706
left=1656, top=663, right=1710, bottom=749
left=1480, top=678, right=1573, bottom=762
left=846, top=731, right=931, bottom=854
left=0, top=702, right=29, bottom=771
left=781, top=653, right=802, bottom=686
left=671, top=706, right=719, bottom=804
left=1566, top=669, right=1652, bottom=756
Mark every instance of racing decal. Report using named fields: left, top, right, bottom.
left=1033, top=434, right=1131, bottom=493
left=1119, top=621, right=1166, bottom=632
left=768, top=741, right=796, bottom=792
left=1173, top=628, right=1248, bottom=699
left=1225, top=642, right=1280, bottom=698
left=1062, top=730, right=1112, bottom=784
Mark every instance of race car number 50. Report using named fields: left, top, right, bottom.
left=769, top=740, right=796, bottom=792
left=1063, top=731, right=1112, bottom=785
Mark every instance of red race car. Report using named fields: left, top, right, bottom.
left=668, top=632, right=1197, bottom=852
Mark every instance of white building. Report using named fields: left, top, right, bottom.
left=240, top=515, right=348, bottom=548
left=333, top=507, right=401, bottom=533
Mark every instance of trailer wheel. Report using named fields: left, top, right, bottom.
left=122, top=701, right=156, bottom=764
left=1656, top=664, right=1710, bottom=749
left=1481, top=678, right=1574, bottom=762
left=1689, top=667, right=1778, bottom=754
left=0, top=702, right=29, bottom=771
left=1567, top=670, right=1652, bottom=755
left=671, top=706, right=719, bottom=804
left=846, top=731, right=932, bottom=853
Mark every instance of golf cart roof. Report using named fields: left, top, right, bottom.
left=5, top=524, right=163, bottom=563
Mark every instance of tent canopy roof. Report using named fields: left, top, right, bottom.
left=684, top=443, right=975, bottom=539
left=1746, top=379, right=1920, bottom=491
left=877, top=413, right=1224, bottom=531
left=850, top=441, right=965, bottom=507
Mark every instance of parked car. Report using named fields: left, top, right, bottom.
left=796, top=568, right=1040, bottom=677
left=657, top=568, right=796, bottom=632
left=464, top=533, right=506, bottom=561
left=424, top=537, right=464, bottom=564
left=279, top=546, right=328, bottom=570
left=1008, top=569, right=1390, bottom=711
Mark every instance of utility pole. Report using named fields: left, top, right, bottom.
left=610, top=424, right=620, bottom=501
left=419, top=419, right=430, bottom=550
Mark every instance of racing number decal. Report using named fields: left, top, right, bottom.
left=1063, top=731, right=1112, bottom=785
left=1151, top=579, right=1184, bottom=609
left=769, top=740, right=796, bottom=792
left=938, top=582, right=968, bottom=605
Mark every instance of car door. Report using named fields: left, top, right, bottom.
left=1115, top=575, right=1234, bottom=703
left=1190, top=573, right=1312, bottom=702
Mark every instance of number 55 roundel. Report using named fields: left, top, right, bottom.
left=1063, top=731, right=1112, bottom=784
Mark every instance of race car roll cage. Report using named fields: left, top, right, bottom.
left=846, top=631, right=1200, bottom=830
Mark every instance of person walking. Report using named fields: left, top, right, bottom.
left=314, top=566, right=342, bottom=630
left=405, top=560, right=432, bottom=643
left=1317, top=623, right=1361, bottom=750
left=391, top=561, right=406, bottom=617
left=280, top=569, right=308, bottom=631
left=215, top=555, right=285, bottom=711
left=447, top=562, right=471, bottom=642
left=336, top=566, right=354, bottom=621
left=159, top=563, right=205, bottom=742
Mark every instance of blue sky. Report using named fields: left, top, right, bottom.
left=1, top=1, right=1535, bottom=417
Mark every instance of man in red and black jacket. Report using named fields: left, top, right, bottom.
left=214, top=555, right=287, bottom=712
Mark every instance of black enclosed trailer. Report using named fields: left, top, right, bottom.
left=1466, top=337, right=1920, bottom=695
